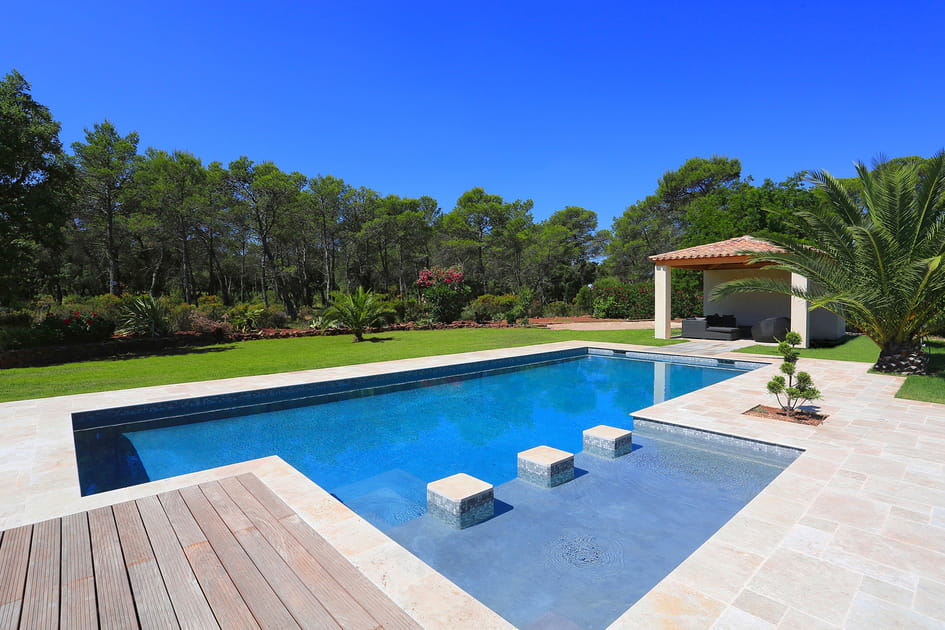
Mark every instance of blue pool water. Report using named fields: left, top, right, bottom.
left=75, top=354, right=743, bottom=509
left=73, top=352, right=799, bottom=629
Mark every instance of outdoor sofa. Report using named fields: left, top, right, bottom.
left=680, top=314, right=741, bottom=340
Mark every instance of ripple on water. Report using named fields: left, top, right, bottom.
left=543, top=533, right=626, bottom=580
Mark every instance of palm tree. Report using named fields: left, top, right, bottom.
left=323, top=287, right=393, bottom=342
left=712, top=153, right=945, bottom=374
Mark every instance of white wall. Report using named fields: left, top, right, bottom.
left=702, top=269, right=844, bottom=340
left=703, top=269, right=790, bottom=326
left=810, top=305, right=846, bottom=340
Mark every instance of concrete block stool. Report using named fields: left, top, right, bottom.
left=517, top=446, right=574, bottom=488
left=583, top=425, right=633, bottom=458
left=427, top=473, right=494, bottom=529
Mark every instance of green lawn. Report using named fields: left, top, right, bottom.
left=1, top=327, right=681, bottom=403
left=735, top=334, right=880, bottom=363
left=896, top=339, right=945, bottom=404
left=738, top=334, right=945, bottom=405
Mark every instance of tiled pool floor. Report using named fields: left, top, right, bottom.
left=390, top=437, right=795, bottom=630
left=3, top=340, right=945, bottom=628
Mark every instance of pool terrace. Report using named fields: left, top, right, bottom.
left=3, top=340, right=945, bottom=628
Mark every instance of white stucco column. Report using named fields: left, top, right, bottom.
left=790, top=272, right=811, bottom=348
left=654, top=264, right=671, bottom=339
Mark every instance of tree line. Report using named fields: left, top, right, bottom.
left=2, top=70, right=608, bottom=315
left=5, top=68, right=929, bottom=319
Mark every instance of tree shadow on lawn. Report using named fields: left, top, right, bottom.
left=107, top=345, right=238, bottom=361
left=41, top=345, right=238, bottom=368
left=926, top=338, right=945, bottom=375
left=364, top=337, right=394, bottom=343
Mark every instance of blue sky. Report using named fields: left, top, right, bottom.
left=3, top=1, right=944, bottom=227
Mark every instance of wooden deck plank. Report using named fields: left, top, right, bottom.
left=20, top=518, right=60, bottom=630
left=60, top=512, right=97, bottom=630
left=0, top=525, right=32, bottom=630
left=219, top=476, right=383, bottom=630
left=135, top=494, right=219, bottom=630
left=236, top=474, right=422, bottom=630
left=199, top=482, right=341, bottom=630
left=178, top=485, right=300, bottom=630
left=112, top=501, right=180, bottom=630
left=88, top=506, right=140, bottom=630
left=0, top=474, right=421, bottom=630
left=158, top=491, right=259, bottom=630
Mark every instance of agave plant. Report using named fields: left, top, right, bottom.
left=117, top=296, right=170, bottom=337
left=713, top=153, right=945, bottom=374
left=322, top=287, right=393, bottom=342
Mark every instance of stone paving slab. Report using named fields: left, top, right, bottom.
left=2, top=339, right=945, bottom=628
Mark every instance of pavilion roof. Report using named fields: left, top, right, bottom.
left=649, top=235, right=785, bottom=269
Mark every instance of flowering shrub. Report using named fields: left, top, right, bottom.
left=417, top=266, right=471, bottom=323
left=37, top=311, right=116, bottom=343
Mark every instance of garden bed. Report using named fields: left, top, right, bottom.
left=742, top=404, right=828, bottom=426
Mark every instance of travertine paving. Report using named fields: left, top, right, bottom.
left=1, top=340, right=943, bottom=628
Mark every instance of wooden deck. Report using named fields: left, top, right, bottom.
left=0, top=473, right=422, bottom=629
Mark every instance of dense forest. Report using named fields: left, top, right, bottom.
left=1, top=68, right=924, bottom=331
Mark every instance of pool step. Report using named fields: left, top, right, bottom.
left=427, top=473, right=494, bottom=529
left=518, top=446, right=575, bottom=488
left=583, top=425, right=633, bottom=459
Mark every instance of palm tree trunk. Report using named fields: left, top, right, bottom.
left=874, top=340, right=929, bottom=374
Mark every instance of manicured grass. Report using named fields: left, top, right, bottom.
left=896, top=339, right=945, bottom=404
left=1, top=327, right=682, bottom=403
left=735, top=334, right=880, bottom=363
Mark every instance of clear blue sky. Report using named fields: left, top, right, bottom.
left=3, top=1, right=943, bottom=227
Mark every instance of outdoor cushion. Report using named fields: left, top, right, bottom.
left=682, top=317, right=740, bottom=340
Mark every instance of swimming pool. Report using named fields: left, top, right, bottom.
left=73, top=348, right=797, bottom=629
left=74, top=348, right=761, bottom=504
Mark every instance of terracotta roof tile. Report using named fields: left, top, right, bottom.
left=648, top=235, right=785, bottom=262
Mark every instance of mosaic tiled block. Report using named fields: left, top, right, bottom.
left=427, top=473, right=494, bottom=529
left=517, top=446, right=574, bottom=488
left=583, top=425, right=633, bottom=459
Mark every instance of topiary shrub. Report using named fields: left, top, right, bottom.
left=767, top=331, right=822, bottom=416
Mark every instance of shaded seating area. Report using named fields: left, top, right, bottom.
left=0, top=473, right=421, bottom=630
left=681, top=314, right=795, bottom=342
left=680, top=314, right=741, bottom=340
left=650, top=235, right=846, bottom=348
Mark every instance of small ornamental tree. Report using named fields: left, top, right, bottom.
left=767, top=331, right=822, bottom=416
left=417, top=266, right=471, bottom=323
left=323, top=287, right=393, bottom=342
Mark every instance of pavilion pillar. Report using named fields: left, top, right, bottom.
left=654, top=265, right=671, bottom=339
left=790, top=273, right=810, bottom=348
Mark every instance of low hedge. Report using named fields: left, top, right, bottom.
left=590, top=281, right=702, bottom=319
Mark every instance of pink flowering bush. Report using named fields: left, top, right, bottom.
left=417, top=266, right=471, bottom=323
